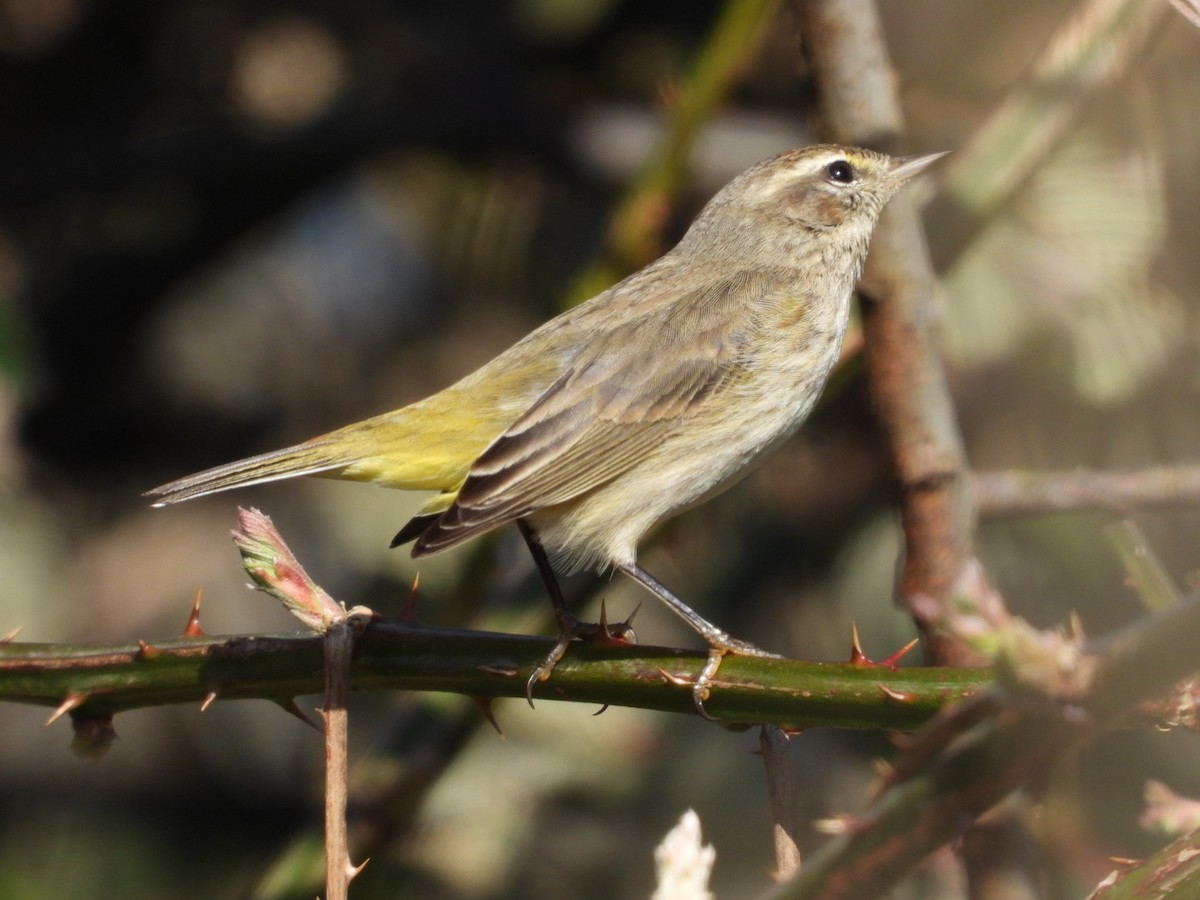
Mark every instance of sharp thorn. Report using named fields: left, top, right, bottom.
left=593, top=602, right=631, bottom=645
left=401, top=573, right=420, bottom=621
left=46, top=692, right=87, bottom=726
left=849, top=629, right=919, bottom=670
left=181, top=590, right=206, bottom=638
left=877, top=637, right=921, bottom=669
left=878, top=683, right=916, bottom=702
left=848, top=622, right=867, bottom=665
left=275, top=697, right=321, bottom=731
left=610, top=602, right=641, bottom=643
left=471, top=696, right=505, bottom=737
left=200, top=689, right=218, bottom=712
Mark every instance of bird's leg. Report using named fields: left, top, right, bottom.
left=517, top=520, right=636, bottom=705
left=616, top=562, right=779, bottom=718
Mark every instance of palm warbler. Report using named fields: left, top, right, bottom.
left=149, top=144, right=943, bottom=711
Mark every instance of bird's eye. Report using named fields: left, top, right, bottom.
left=826, top=160, right=855, bottom=183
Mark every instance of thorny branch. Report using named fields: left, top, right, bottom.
left=764, top=592, right=1200, bottom=900
left=0, top=626, right=983, bottom=733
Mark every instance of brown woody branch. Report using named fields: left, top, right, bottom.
left=800, top=0, right=981, bottom=667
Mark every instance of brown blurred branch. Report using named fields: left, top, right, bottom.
left=760, top=726, right=803, bottom=882
left=975, top=464, right=1200, bottom=518
left=800, top=0, right=1007, bottom=894
left=800, top=0, right=981, bottom=668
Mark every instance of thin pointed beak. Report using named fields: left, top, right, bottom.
left=889, top=150, right=949, bottom=184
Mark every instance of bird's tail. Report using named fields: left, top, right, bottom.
left=145, top=438, right=347, bottom=506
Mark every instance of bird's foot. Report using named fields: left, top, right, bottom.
left=692, top=637, right=780, bottom=721
left=525, top=601, right=639, bottom=707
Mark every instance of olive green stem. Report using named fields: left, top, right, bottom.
left=1103, top=518, right=1184, bottom=612
left=0, top=626, right=987, bottom=732
left=1090, top=829, right=1200, bottom=898
left=569, top=0, right=781, bottom=303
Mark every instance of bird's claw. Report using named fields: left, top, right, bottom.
left=526, top=605, right=640, bottom=708
left=690, top=638, right=780, bottom=720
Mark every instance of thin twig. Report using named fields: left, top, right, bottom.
left=323, top=621, right=358, bottom=900
left=256, top=694, right=482, bottom=900
left=232, top=508, right=370, bottom=898
left=975, top=465, right=1200, bottom=518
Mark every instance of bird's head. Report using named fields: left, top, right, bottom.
left=679, top=144, right=945, bottom=266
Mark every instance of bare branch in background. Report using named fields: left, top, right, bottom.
left=928, top=0, right=1172, bottom=272
left=1171, top=0, right=1200, bottom=29
left=975, top=464, right=1200, bottom=518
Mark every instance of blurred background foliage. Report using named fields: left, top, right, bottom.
left=1, top=0, right=1199, bottom=897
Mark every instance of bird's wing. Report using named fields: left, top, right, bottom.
left=412, top=269, right=781, bottom=553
